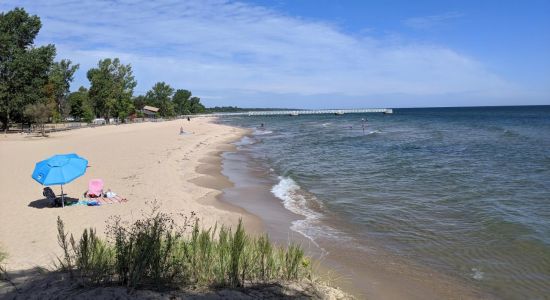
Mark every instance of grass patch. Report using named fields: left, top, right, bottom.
left=0, top=247, right=6, bottom=265
left=0, top=245, right=17, bottom=292
left=55, top=206, right=311, bottom=290
left=0, top=246, right=7, bottom=278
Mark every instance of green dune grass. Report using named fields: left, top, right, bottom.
left=55, top=208, right=311, bottom=290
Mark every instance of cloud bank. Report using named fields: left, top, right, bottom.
left=1, top=0, right=541, bottom=108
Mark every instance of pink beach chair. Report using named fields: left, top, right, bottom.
left=85, top=179, right=128, bottom=204
left=87, top=179, right=104, bottom=198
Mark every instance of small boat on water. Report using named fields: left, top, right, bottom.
left=289, top=112, right=299, bottom=116
left=335, top=111, right=344, bottom=115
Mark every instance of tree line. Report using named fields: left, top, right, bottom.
left=0, top=8, right=205, bottom=132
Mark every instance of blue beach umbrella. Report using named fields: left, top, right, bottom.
left=32, top=153, right=88, bottom=207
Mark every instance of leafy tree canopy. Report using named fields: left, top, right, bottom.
left=144, top=82, right=174, bottom=117
left=189, top=96, right=206, bottom=114
left=0, top=7, right=56, bottom=130
left=173, top=89, right=192, bottom=115
left=133, top=95, right=146, bottom=111
left=87, top=58, right=136, bottom=122
left=68, top=86, right=93, bottom=122
left=24, top=102, right=51, bottom=136
left=46, top=59, right=79, bottom=121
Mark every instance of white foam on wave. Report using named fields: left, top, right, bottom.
left=271, top=176, right=344, bottom=250
left=271, top=177, right=321, bottom=221
left=253, top=129, right=273, bottom=135
left=235, top=136, right=256, bottom=146
left=471, top=267, right=484, bottom=280
left=365, top=130, right=381, bottom=135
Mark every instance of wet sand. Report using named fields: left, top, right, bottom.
left=0, top=117, right=492, bottom=299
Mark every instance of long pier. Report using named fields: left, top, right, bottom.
left=202, top=108, right=393, bottom=117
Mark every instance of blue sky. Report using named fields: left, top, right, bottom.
left=2, top=0, right=549, bottom=108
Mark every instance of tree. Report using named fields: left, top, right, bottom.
left=173, top=89, right=192, bottom=115
left=87, top=58, right=136, bottom=122
left=133, top=95, right=146, bottom=111
left=145, top=82, right=174, bottom=117
left=24, top=102, right=51, bottom=136
left=189, top=96, right=205, bottom=114
left=68, top=86, right=93, bottom=122
left=0, top=8, right=56, bottom=132
left=46, top=59, right=79, bottom=121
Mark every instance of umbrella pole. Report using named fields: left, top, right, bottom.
left=61, top=185, right=64, bottom=208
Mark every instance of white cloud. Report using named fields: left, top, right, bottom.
left=0, top=1, right=540, bottom=107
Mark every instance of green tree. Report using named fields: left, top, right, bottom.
left=87, top=58, right=136, bottom=123
left=189, top=96, right=205, bottom=114
left=0, top=8, right=56, bottom=132
left=46, top=59, right=79, bottom=121
left=145, top=82, right=174, bottom=117
left=68, top=86, right=93, bottom=122
left=24, top=102, right=51, bottom=136
left=172, top=89, right=192, bottom=115
left=133, top=95, right=146, bottom=111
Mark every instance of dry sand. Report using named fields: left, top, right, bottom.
left=0, top=118, right=262, bottom=271
left=0, top=118, right=485, bottom=299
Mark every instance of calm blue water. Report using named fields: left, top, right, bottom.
left=219, top=106, right=550, bottom=298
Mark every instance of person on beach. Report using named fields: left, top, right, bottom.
left=187, top=117, right=190, bottom=122
left=180, top=126, right=184, bottom=134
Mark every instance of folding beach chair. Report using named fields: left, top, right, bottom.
left=43, top=187, right=62, bottom=207
left=86, top=179, right=104, bottom=198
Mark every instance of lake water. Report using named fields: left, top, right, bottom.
left=217, top=106, right=550, bottom=298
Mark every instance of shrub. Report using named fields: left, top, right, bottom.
left=0, top=246, right=13, bottom=288
left=0, top=247, right=6, bottom=265
left=56, top=208, right=311, bottom=290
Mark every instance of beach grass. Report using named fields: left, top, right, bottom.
left=0, top=246, right=9, bottom=282
left=0, top=246, right=6, bottom=271
left=55, top=208, right=311, bottom=290
left=0, top=247, right=6, bottom=265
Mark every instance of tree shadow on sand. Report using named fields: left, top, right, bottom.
left=28, top=197, right=80, bottom=209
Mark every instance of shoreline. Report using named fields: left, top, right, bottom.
left=0, top=118, right=260, bottom=271
left=189, top=141, right=265, bottom=236
left=216, top=122, right=493, bottom=299
left=0, top=116, right=490, bottom=299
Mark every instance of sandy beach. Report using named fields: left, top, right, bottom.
left=0, top=118, right=262, bottom=271
left=0, top=117, right=489, bottom=300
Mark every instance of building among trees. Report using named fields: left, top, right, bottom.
left=141, top=105, right=159, bottom=118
